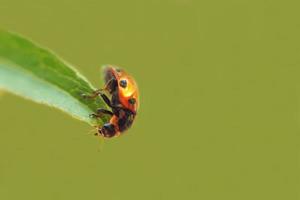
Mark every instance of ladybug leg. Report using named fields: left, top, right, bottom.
left=82, top=89, right=113, bottom=108
left=89, top=108, right=113, bottom=119
left=103, top=78, right=118, bottom=93
left=97, top=108, right=113, bottom=116
left=81, top=89, right=103, bottom=99
left=99, top=93, right=113, bottom=108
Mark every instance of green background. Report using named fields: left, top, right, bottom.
left=0, top=0, right=299, bottom=199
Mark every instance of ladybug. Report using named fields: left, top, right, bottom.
left=83, top=65, right=139, bottom=138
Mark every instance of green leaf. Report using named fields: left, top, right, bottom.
left=0, top=30, right=107, bottom=126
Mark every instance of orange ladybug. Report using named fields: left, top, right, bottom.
left=83, top=65, right=139, bottom=138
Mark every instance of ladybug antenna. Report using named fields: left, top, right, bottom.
left=96, top=134, right=105, bottom=152
left=87, top=128, right=97, bottom=136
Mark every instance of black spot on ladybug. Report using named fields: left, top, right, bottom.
left=119, top=79, right=127, bottom=88
left=128, top=98, right=136, bottom=105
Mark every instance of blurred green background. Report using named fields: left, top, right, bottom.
left=0, top=0, right=299, bottom=199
